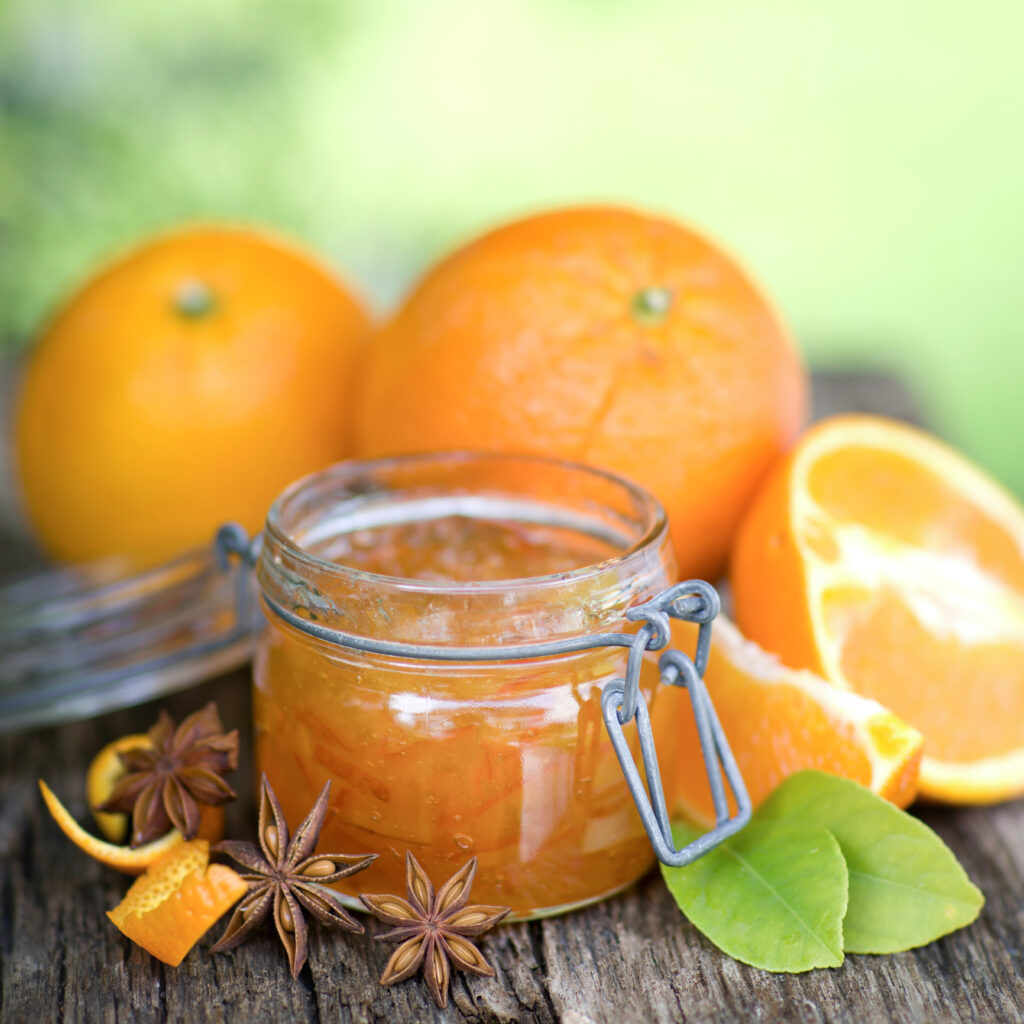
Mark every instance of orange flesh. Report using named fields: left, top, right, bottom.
left=674, top=660, right=869, bottom=815
left=834, top=593, right=1024, bottom=762
left=731, top=415, right=1024, bottom=803
left=806, top=446, right=1024, bottom=592
left=255, top=517, right=676, bottom=917
left=804, top=445, right=1024, bottom=763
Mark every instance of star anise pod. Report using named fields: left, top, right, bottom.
left=97, top=702, right=238, bottom=847
left=210, top=774, right=376, bottom=978
left=360, top=852, right=511, bottom=1009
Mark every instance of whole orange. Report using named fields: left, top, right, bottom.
left=16, top=225, right=370, bottom=566
left=352, top=206, right=808, bottom=580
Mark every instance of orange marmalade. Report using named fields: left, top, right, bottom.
left=253, top=454, right=681, bottom=918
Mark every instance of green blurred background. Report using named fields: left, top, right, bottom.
left=2, top=0, right=1022, bottom=494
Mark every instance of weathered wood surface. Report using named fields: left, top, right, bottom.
left=2, top=372, right=1022, bottom=1024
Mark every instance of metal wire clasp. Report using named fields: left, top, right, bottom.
left=214, top=523, right=262, bottom=633
left=600, top=581, right=751, bottom=867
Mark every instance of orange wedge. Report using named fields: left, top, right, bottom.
left=670, top=617, right=922, bottom=826
left=731, top=414, right=1024, bottom=804
left=40, top=779, right=186, bottom=875
left=107, top=839, right=247, bottom=966
left=85, top=734, right=224, bottom=845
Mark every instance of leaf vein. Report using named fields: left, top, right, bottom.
left=724, top=845, right=840, bottom=962
left=847, top=869, right=980, bottom=911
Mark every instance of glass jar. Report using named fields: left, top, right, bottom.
left=253, top=452, right=683, bottom=920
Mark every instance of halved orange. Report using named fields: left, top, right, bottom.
left=41, top=780, right=186, bottom=875
left=85, top=734, right=224, bottom=844
left=107, top=839, right=247, bottom=966
left=731, top=414, right=1024, bottom=803
left=670, top=617, right=922, bottom=826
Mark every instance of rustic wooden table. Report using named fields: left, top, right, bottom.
left=2, top=373, right=1022, bottom=1024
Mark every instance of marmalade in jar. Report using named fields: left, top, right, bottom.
left=253, top=454, right=682, bottom=918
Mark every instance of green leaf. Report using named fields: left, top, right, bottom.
left=757, top=770, right=984, bottom=954
left=662, top=821, right=848, bottom=972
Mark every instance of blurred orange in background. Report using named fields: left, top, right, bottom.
left=4, top=2, right=1023, bottom=504
left=15, top=225, right=370, bottom=566
left=353, top=206, right=808, bottom=581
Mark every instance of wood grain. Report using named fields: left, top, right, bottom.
left=2, top=372, right=1021, bottom=1024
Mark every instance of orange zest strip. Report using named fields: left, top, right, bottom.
left=39, top=779, right=184, bottom=875
left=107, top=839, right=247, bottom=967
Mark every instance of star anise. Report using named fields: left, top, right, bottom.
left=360, top=852, right=511, bottom=1008
left=210, top=774, right=376, bottom=978
left=97, top=702, right=239, bottom=847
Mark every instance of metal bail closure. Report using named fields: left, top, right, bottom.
left=600, top=581, right=752, bottom=868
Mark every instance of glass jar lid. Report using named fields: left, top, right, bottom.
left=0, top=533, right=259, bottom=733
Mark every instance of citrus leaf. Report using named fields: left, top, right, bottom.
left=662, top=821, right=847, bottom=972
left=757, top=770, right=984, bottom=954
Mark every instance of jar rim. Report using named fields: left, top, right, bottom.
left=263, top=450, right=668, bottom=595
